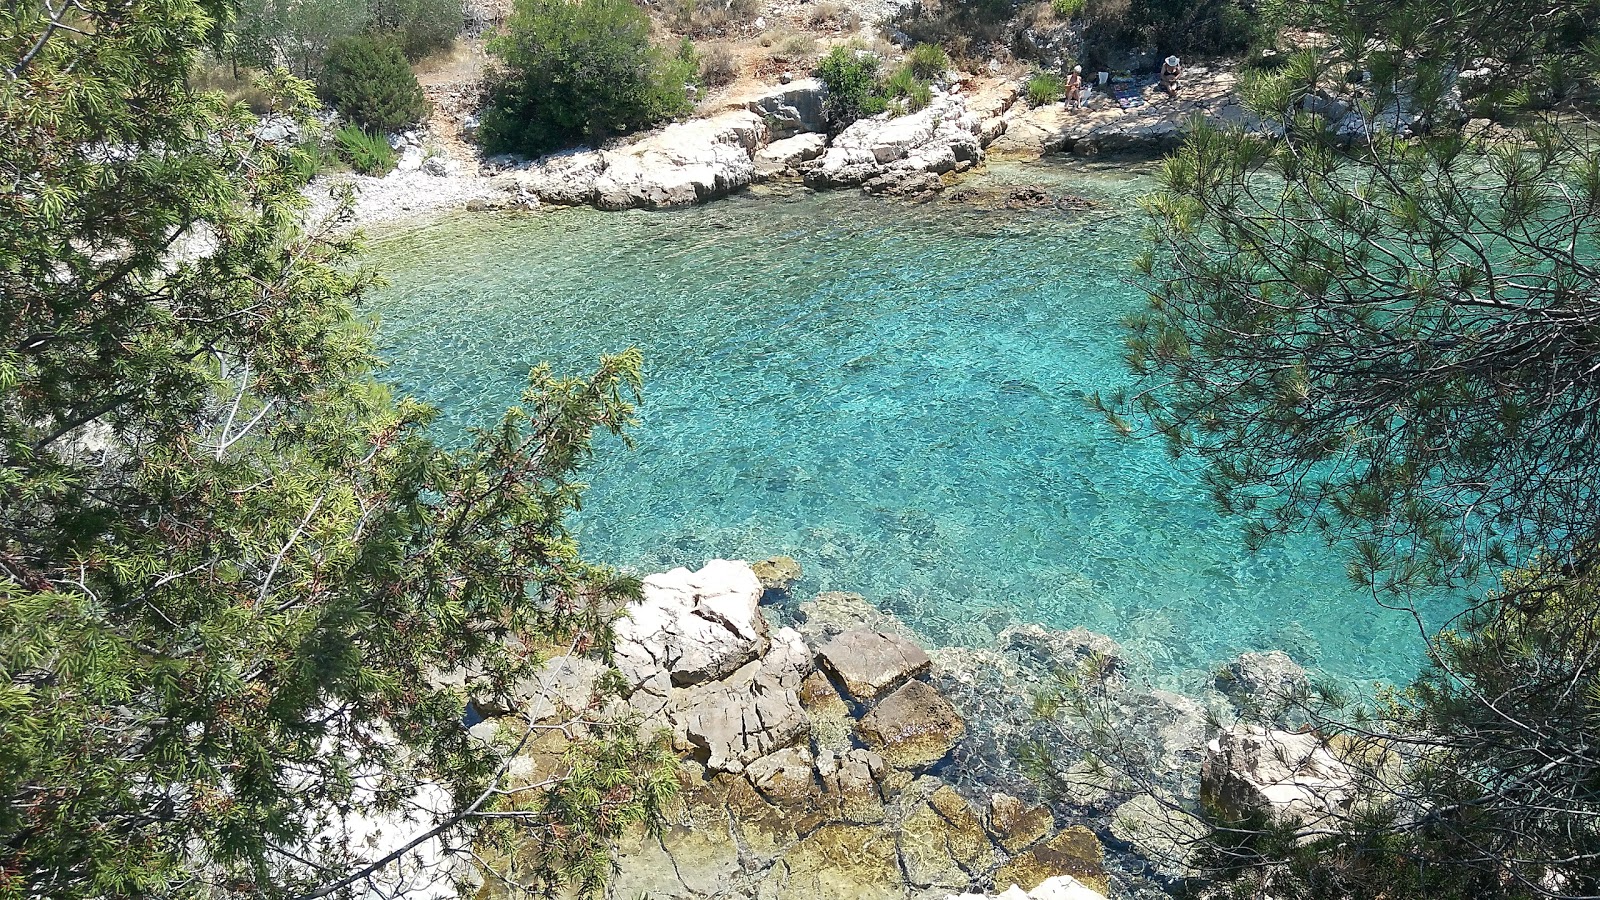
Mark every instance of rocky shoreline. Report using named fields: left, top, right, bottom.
left=467, top=558, right=1346, bottom=900
left=302, top=65, right=1254, bottom=231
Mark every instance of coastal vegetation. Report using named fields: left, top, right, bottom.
left=0, top=0, right=675, bottom=895
left=478, top=0, right=699, bottom=155
left=1097, top=0, right=1600, bottom=894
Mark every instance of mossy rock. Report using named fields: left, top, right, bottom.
left=992, top=825, right=1108, bottom=895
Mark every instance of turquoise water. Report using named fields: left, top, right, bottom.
left=365, top=161, right=1450, bottom=690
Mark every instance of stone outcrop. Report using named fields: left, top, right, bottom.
left=1201, top=725, right=1356, bottom=829
left=505, top=110, right=766, bottom=210
left=753, top=134, right=828, bottom=178
left=816, top=628, right=932, bottom=702
left=856, top=678, right=966, bottom=770
left=614, top=558, right=769, bottom=689
left=745, top=79, right=827, bottom=140
left=668, top=627, right=812, bottom=773
left=803, top=91, right=984, bottom=195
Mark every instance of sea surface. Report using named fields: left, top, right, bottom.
left=364, top=160, right=1453, bottom=691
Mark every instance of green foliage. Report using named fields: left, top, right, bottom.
left=231, top=0, right=371, bottom=76
left=1111, top=0, right=1600, bottom=894
left=368, top=0, right=464, bottom=60
left=1051, top=0, right=1085, bottom=16
left=334, top=123, right=399, bottom=173
left=1077, top=0, right=1260, bottom=58
left=320, top=34, right=430, bottom=132
left=479, top=0, right=697, bottom=156
left=1, top=1, right=673, bottom=896
left=1026, top=70, right=1063, bottom=105
left=883, top=64, right=933, bottom=113
left=817, top=45, right=887, bottom=124
left=905, top=42, right=950, bottom=81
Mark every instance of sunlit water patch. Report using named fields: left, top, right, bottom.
left=365, top=160, right=1453, bottom=691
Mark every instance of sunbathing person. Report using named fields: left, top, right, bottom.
left=1066, top=66, right=1084, bottom=107
left=1160, top=55, right=1182, bottom=98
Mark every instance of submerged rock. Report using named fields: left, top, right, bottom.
left=1108, top=792, right=1206, bottom=880
left=816, top=628, right=932, bottom=702
left=899, top=786, right=998, bottom=888
left=757, top=824, right=907, bottom=900
left=751, top=554, right=804, bottom=594
left=856, top=679, right=965, bottom=770
left=992, top=825, right=1108, bottom=894
left=1215, top=650, right=1311, bottom=724
left=987, top=792, right=1054, bottom=853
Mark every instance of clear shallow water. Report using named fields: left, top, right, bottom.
left=365, top=161, right=1452, bottom=690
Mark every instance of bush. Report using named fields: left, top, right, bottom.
left=320, top=34, right=430, bottom=132
left=773, top=31, right=818, bottom=62
left=480, top=0, right=697, bottom=156
left=700, top=44, right=739, bottom=86
left=817, top=45, right=886, bottom=125
left=672, top=0, right=760, bottom=37
left=1051, top=0, right=1085, bottom=15
left=1026, top=71, right=1062, bottom=105
left=904, top=42, right=949, bottom=81
left=334, top=124, right=398, bottom=174
left=883, top=64, right=932, bottom=112
left=368, top=0, right=464, bottom=60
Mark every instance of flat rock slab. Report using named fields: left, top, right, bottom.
left=817, top=628, right=932, bottom=701
left=856, top=679, right=964, bottom=770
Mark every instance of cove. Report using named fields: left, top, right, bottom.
left=365, top=160, right=1452, bottom=690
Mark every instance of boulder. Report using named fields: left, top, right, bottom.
left=856, top=679, right=965, bottom=769
left=613, top=559, right=769, bottom=689
left=1200, top=725, right=1355, bottom=829
left=669, top=627, right=812, bottom=773
left=816, top=628, right=932, bottom=701
left=987, top=792, right=1053, bottom=853
left=751, top=554, right=805, bottom=593
left=513, top=110, right=766, bottom=210
left=804, top=92, right=983, bottom=194
left=992, top=826, right=1108, bottom=895
left=747, top=78, right=827, bottom=139
left=1002, top=624, right=1124, bottom=685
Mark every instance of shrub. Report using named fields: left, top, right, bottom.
left=1050, top=0, right=1085, bottom=16
left=883, top=64, right=932, bottom=112
left=334, top=124, right=398, bottom=174
left=368, top=0, right=464, bottom=60
left=480, top=0, right=697, bottom=156
left=904, top=42, right=949, bottom=81
left=673, top=0, right=760, bottom=37
left=320, top=34, right=430, bottom=132
left=1026, top=71, right=1063, bottom=105
left=700, top=44, right=739, bottom=86
left=774, top=32, right=818, bottom=62
left=817, top=45, right=886, bottom=125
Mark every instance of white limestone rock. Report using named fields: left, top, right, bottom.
left=1201, top=725, right=1356, bottom=830
left=667, top=626, right=813, bottom=773
left=945, top=875, right=1108, bottom=900
left=614, top=559, right=770, bottom=689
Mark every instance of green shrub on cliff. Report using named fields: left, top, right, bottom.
left=479, top=0, right=698, bottom=156
left=818, top=45, right=888, bottom=125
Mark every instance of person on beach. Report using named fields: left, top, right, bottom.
left=1066, top=65, right=1084, bottom=107
left=1160, top=55, right=1182, bottom=98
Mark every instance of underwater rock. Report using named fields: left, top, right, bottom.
left=898, top=786, right=998, bottom=888
left=816, top=628, right=932, bottom=702
left=857, top=679, right=965, bottom=770
left=1108, top=792, right=1206, bottom=881
left=992, top=825, right=1108, bottom=894
left=756, top=824, right=906, bottom=900
left=987, top=792, right=1054, bottom=853
left=751, top=554, right=804, bottom=594
left=1215, top=650, right=1310, bottom=723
